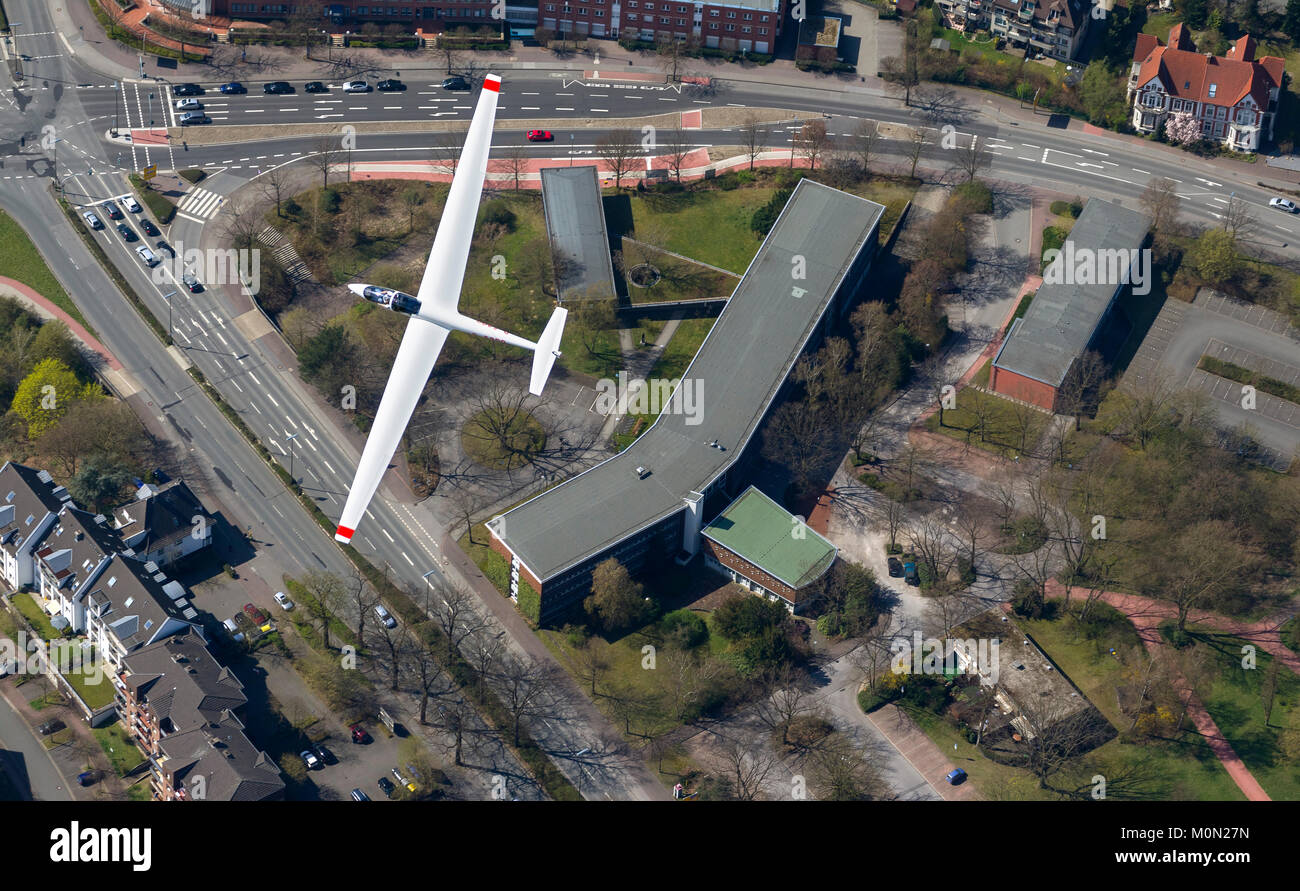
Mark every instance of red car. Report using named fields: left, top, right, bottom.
left=526, top=130, right=553, bottom=142
left=243, top=602, right=269, bottom=625
left=350, top=723, right=373, bottom=745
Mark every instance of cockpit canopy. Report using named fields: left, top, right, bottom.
left=362, top=285, right=422, bottom=315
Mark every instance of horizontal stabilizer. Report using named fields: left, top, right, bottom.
left=529, top=307, right=568, bottom=396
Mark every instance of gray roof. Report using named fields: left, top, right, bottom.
left=540, top=166, right=617, bottom=302
left=492, top=180, right=883, bottom=582
left=156, top=710, right=285, bottom=802
left=122, top=630, right=247, bottom=731
left=0, top=462, right=72, bottom=556
left=115, top=480, right=210, bottom=556
left=993, top=200, right=1150, bottom=387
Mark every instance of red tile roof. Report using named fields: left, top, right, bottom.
left=1132, top=27, right=1284, bottom=110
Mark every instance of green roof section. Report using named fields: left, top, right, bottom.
left=702, top=487, right=837, bottom=590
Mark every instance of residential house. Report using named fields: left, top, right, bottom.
left=114, top=480, right=214, bottom=569
left=1127, top=26, right=1285, bottom=152
left=936, top=0, right=1089, bottom=61
left=0, top=462, right=72, bottom=593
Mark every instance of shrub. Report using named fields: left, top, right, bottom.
left=660, top=608, right=709, bottom=648
left=750, top=187, right=794, bottom=236
left=179, top=168, right=207, bottom=184
left=320, top=188, right=342, bottom=213
left=953, top=179, right=993, bottom=214
left=479, top=200, right=517, bottom=231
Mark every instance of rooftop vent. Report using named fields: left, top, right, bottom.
left=635, top=465, right=650, bottom=479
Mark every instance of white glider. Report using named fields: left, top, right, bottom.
left=333, top=73, right=566, bottom=545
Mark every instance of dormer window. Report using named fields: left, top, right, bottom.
left=124, top=596, right=134, bottom=608
left=1208, top=84, right=1217, bottom=98
left=108, top=576, right=116, bottom=587
left=5, top=491, right=12, bottom=502
left=24, top=515, right=33, bottom=526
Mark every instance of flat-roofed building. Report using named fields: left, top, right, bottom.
left=989, top=199, right=1151, bottom=411
left=701, top=486, right=837, bottom=611
left=489, top=180, right=884, bottom=621
left=540, top=166, right=618, bottom=303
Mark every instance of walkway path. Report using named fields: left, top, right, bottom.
left=867, top=703, right=980, bottom=800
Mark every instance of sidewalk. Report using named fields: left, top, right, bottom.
left=867, top=702, right=980, bottom=800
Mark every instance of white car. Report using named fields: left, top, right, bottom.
left=82, top=211, right=103, bottom=230
left=273, top=591, right=294, bottom=610
left=135, top=245, right=158, bottom=267
left=374, top=604, right=397, bottom=629
left=174, top=98, right=202, bottom=111
left=343, top=79, right=370, bottom=93
left=1269, top=196, right=1298, bottom=213
left=122, top=195, right=142, bottom=213
left=300, top=750, right=322, bottom=770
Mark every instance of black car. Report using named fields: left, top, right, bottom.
left=376, top=776, right=396, bottom=798
left=315, top=743, right=337, bottom=765
left=377, top=79, right=405, bottom=91
left=139, top=219, right=159, bottom=237
left=219, top=82, right=246, bottom=94
left=38, top=719, right=65, bottom=736
left=173, top=83, right=203, bottom=96
left=182, top=272, right=202, bottom=293
left=441, top=76, right=469, bottom=90
left=115, top=223, right=137, bottom=242
left=304, top=81, right=327, bottom=93
left=100, top=200, right=122, bottom=220
left=155, top=239, right=175, bottom=258
left=263, top=81, right=293, bottom=94
left=887, top=556, right=904, bottom=578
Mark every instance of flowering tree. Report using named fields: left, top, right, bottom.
left=1165, top=111, right=1202, bottom=145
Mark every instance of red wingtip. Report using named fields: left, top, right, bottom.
left=335, top=525, right=355, bottom=542
left=483, top=74, right=501, bottom=93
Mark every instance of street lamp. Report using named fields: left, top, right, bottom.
left=285, top=432, right=299, bottom=483
left=162, top=290, right=177, bottom=340
left=569, top=133, right=574, bottom=166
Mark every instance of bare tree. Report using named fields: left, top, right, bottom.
left=851, top=613, right=895, bottom=692
left=1220, top=193, right=1255, bottom=241
left=753, top=666, right=811, bottom=747
left=465, top=628, right=504, bottom=701
left=595, top=128, right=641, bottom=189
left=849, top=118, right=879, bottom=176
left=806, top=732, right=892, bottom=800
left=953, top=134, right=991, bottom=182
left=463, top=380, right=546, bottom=470
left=497, top=653, right=553, bottom=746
left=409, top=643, right=453, bottom=725
left=345, top=568, right=380, bottom=644
left=717, top=737, right=780, bottom=801
left=914, top=83, right=960, bottom=124
left=501, top=143, right=529, bottom=191
left=300, top=570, right=347, bottom=650
left=1058, top=350, right=1108, bottom=431
left=905, top=127, right=929, bottom=180
left=574, top=636, right=611, bottom=696
left=662, top=123, right=692, bottom=183
left=1139, top=176, right=1180, bottom=234
left=427, top=580, right=489, bottom=651
left=259, top=165, right=294, bottom=218
left=307, top=135, right=342, bottom=189
left=432, top=130, right=466, bottom=177
left=794, top=118, right=831, bottom=171
left=739, top=115, right=768, bottom=171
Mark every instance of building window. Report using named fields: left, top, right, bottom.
left=596, top=7, right=605, bottom=13
left=743, top=11, right=752, bottom=18
left=677, top=16, right=686, bottom=23
left=709, top=7, right=718, bottom=13
left=741, top=24, right=750, bottom=31
left=726, top=22, right=734, bottom=29
left=579, top=5, right=587, bottom=11
left=709, top=21, right=718, bottom=28
left=726, top=9, right=736, bottom=16
left=660, top=15, right=669, bottom=22
left=758, top=26, right=767, bottom=33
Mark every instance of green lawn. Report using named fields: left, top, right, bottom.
left=618, top=188, right=774, bottom=275
left=49, top=643, right=115, bottom=709
left=1193, top=632, right=1300, bottom=801
left=93, top=720, right=147, bottom=777
left=13, top=593, right=59, bottom=640
left=0, top=210, right=91, bottom=329
left=1141, top=11, right=1180, bottom=38
left=923, top=385, right=1049, bottom=458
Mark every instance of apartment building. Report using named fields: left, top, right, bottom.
left=0, top=462, right=73, bottom=592
left=936, top=0, right=1089, bottom=62
left=1127, top=26, right=1284, bottom=153
left=117, top=631, right=285, bottom=801
left=114, top=480, right=214, bottom=569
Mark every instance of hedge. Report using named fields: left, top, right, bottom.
left=128, top=174, right=177, bottom=224
left=1199, top=355, right=1300, bottom=405
left=179, top=168, right=206, bottom=184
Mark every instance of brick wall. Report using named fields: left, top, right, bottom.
left=487, top=532, right=544, bottom=595
left=701, top=537, right=808, bottom=606
left=989, top=365, right=1059, bottom=412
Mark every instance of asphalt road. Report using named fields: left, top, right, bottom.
left=0, top=681, right=72, bottom=801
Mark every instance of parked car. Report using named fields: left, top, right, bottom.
left=374, top=604, right=397, bottom=629
left=182, top=271, right=202, bottom=293
left=1269, top=196, right=1298, bottom=213
left=135, top=245, right=159, bottom=267
left=887, top=556, right=904, bottom=578
left=38, top=719, right=65, bottom=736
left=115, top=223, right=137, bottom=242
left=350, top=723, right=373, bottom=744
left=173, top=83, right=203, bottom=96
left=100, top=200, right=122, bottom=220
left=273, top=591, right=294, bottom=611
left=342, top=79, right=370, bottom=93
left=155, top=239, right=175, bottom=258
left=903, top=561, right=919, bottom=586
left=300, top=749, right=321, bottom=770
left=219, top=82, right=246, bottom=94
left=376, top=776, right=396, bottom=797
left=243, top=602, right=269, bottom=625
left=174, top=97, right=202, bottom=111
left=262, top=81, right=293, bottom=94
left=139, top=218, right=159, bottom=237
left=350, top=788, right=370, bottom=801
left=122, top=195, right=142, bottom=213
left=946, top=768, right=967, bottom=785
left=391, top=767, right=416, bottom=792
left=77, top=770, right=99, bottom=787
left=526, top=129, right=553, bottom=142
left=179, top=111, right=210, bottom=126
left=221, top=617, right=245, bottom=643
left=315, top=744, right=336, bottom=765
left=441, top=76, right=469, bottom=90
left=82, top=211, right=103, bottom=230
left=304, top=81, right=328, bottom=93
left=376, top=79, right=405, bottom=91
